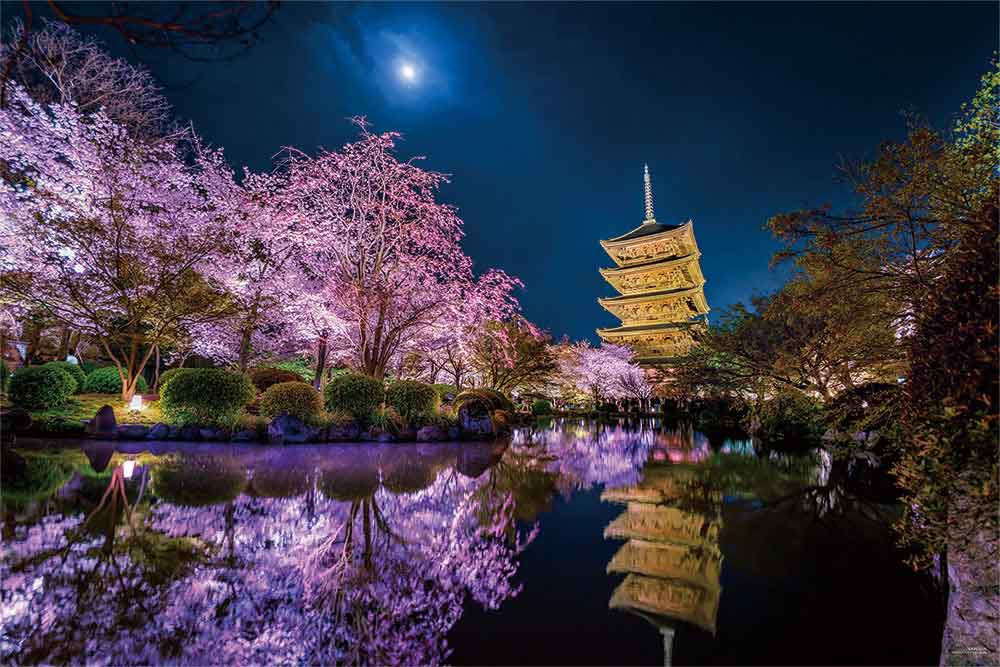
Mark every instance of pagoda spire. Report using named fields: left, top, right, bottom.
left=643, top=163, right=655, bottom=223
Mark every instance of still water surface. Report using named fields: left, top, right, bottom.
left=1, top=420, right=941, bottom=665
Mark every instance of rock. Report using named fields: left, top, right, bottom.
left=327, top=422, right=360, bottom=442
left=459, top=401, right=495, bottom=439
left=230, top=429, right=259, bottom=443
left=167, top=425, right=182, bottom=440
left=416, top=424, right=446, bottom=442
left=178, top=425, right=201, bottom=442
left=199, top=427, right=229, bottom=442
left=447, top=426, right=460, bottom=440
left=397, top=427, right=417, bottom=442
left=116, top=423, right=149, bottom=440
left=85, top=405, right=117, bottom=439
left=146, top=423, right=170, bottom=440
left=375, top=431, right=396, bottom=443
left=268, top=413, right=320, bottom=445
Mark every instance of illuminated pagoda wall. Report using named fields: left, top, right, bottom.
left=597, top=165, right=709, bottom=366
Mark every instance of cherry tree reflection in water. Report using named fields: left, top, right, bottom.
left=1, top=444, right=537, bottom=665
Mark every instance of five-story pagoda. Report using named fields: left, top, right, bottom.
left=597, top=165, right=709, bottom=366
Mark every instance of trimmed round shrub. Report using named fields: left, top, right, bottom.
left=83, top=366, right=148, bottom=395
left=260, top=381, right=322, bottom=421
left=9, top=365, right=74, bottom=409
left=531, top=399, right=553, bottom=415
left=249, top=366, right=304, bottom=393
left=43, top=361, right=87, bottom=394
left=156, top=367, right=194, bottom=392
left=751, top=390, right=824, bottom=452
left=386, top=380, right=439, bottom=423
left=324, top=373, right=384, bottom=422
left=454, top=388, right=514, bottom=414
left=159, top=368, right=255, bottom=428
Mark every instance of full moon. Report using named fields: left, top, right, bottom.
left=399, top=62, right=418, bottom=83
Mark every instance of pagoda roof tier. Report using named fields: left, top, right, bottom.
left=604, top=504, right=721, bottom=547
left=597, top=322, right=700, bottom=361
left=600, top=220, right=700, bottom=268
left=609, top=574, right=720, bottom=634
left=599, top=253, right=706, bottom=296
left=598, top=285, right=710, bottom=326
left=606, top=539, right=722, bottom=592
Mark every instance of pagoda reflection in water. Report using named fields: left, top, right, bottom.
left=602, top=424, right=722, bottom=666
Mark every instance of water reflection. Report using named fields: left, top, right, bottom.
left=1, top=420, right=932, bottom=666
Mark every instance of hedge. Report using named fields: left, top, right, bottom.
left=9, top=365, right=75, bottom=409
left=83, top=366, right=149, bottom=395
left=157, top=367, right=194, bottom=391
left=249, top=367, right=305, bottom=393
left=39, top=361, right=86, bottom=394
left=386, top=380, right=439, bottom=423
left=260, top=381, right=323, bottom=421
left=159, top=368, right=255, bottom=428
left=323, top=373, right=384, bottom=422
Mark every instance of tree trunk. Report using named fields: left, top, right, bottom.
left=313, top=335, right=328, bottom=390
left=938, top=525, right=999, bottom=666
left=152, top=345, right=161, bottom=392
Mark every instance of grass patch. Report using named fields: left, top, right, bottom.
left=27, top=393, right=165, bottom=427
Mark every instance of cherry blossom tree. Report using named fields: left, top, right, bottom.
left=0, top=84, right=236, bottom=399
left=281, top=119, right=518, bottom=380
left=1, top=19, right=172, bottom=138
left=557, top=341, right=649, bottom=408
left=467, top=316, right=557, bottom=394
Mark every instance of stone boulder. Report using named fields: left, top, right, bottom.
left=447, top=426, right=460, bottom=440
left=199, top=427, right=229, bottom=442
left=416, top=424, right=446, bottom=442
left=230, top=429, right=260, bottom=443
left=374, top=431, right=396, bottom=443
left=85, top=405, right=117, bottom=439
left=116, top=424, right=150, bottom=440
left=458, top=401, right=495, bottom=439
left=397, top=427, right=417, bottom=442
left=178, top=425, right=201, bottom=442
left=326, top=421, right=360, bottom=442
left=146, top=423, right=170, bottom=440
left=268, top=413, right=321, bottom=445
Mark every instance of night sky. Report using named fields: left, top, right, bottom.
left=9, top=2, right=995, bottom=343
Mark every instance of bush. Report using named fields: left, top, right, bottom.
left=323, top=373, right=384, bottom=423
left=42, top=361, right=87, bottom=394
left=83, top=366, right=149, bottom=395
left=0, top=360, right=9, bottom=393
left=751, top=390, right=824, bottom=452
left=157, top=367, right=194, bottom=392
left=259, top=381, right=323, bottom=421
left=9, top=365, right=75, bottom=409
left=531, top=399, right=553, bottom=415
left=370, top=406, right=404, bottom=435
left=249, top=367, right=305, bottom=393
left=386, top=380, right=439, bottom=423
left=159, top=368, right=255, bottom=428
left=431, top=383, right=458, bottom=402
left=270, top=357, right=315, bottom=382
left=454, top=388, right=514, bottom=414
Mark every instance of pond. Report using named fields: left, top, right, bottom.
left=1, top=419, right=941, bottom=666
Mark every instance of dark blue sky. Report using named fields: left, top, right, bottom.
left=15, top=2, right=996, bottom=342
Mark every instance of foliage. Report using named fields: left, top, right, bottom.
left=157, top=368, right=193, bottom=391
left=751, top=390, right=824, bottom=453
left=895, top=189, right=998, bottom=569
left=83, top=367, right=149, bottom=395
left=431, top=383, right=458, bottom=401
left=317, top=409, right=355, bottom=428
left=554, top=341, right=649, bottom=407
left=42, top=361, right=86, bottom=394
left=9, top=365, right=74, bottom=409
left=0, top=359, right=9, bottom=393
left=268, top=356, right=316, bottom=382
left=0, top=83, right=236, bottom=401
left=823, top=383, right=902, bottom=456
left=259, top=381, right=323, bottom=422
left=237, top=414, right=269, bottom=440
left=323, top=373, right=384, bottom=423
left=0, top=449, right=77, bottom=508
left=151, top=456, right=246, bottom=507
left=159, top=369, right=255, bottom=428
left=468, top=317, right=556, bottom=395
left=370, top=406, right=404, bottom=435
left=385, top=380, right=439, bottom=423
left=454, top=388, right=514, bottom=414
left=24, top=392, right=164, bottom=427
left=249, top=366, right=305, bottom=393
left=531, top=399, right=553, bottom=416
